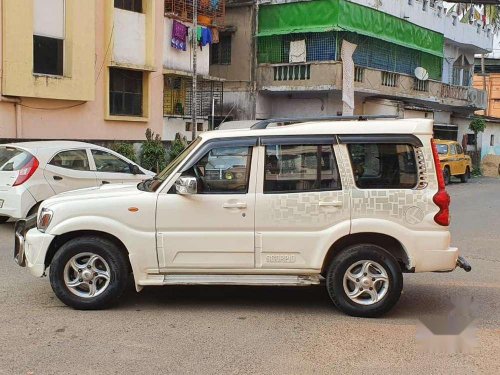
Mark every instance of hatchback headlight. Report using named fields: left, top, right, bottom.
left=37, top=208, right=53, bottom=233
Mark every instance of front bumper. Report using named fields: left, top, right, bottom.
left=14, top=216, right=54, bottom=277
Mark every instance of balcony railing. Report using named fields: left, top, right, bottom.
left=441, top=84, right=468, bottom=101
left=165, top=0, right=225, bottom=26
left=273, top=64, right=311, bottom=81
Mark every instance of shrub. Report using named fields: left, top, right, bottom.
left=168, top=133, right=187, bottom=163
left=111, top=142, right=137, bottom=162
left=140, top=128, right=167, bottom=173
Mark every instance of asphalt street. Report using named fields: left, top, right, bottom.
left=0, top=178, right=499, bottom=374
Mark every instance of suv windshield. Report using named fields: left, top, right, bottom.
left=0, top=147, right=33, bottom=171
left=436, top=144, right=448, bottom=155
left=138, top=137, right=202, bottom=192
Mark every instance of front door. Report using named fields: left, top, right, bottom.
left=156, top=138, right=258, bottom=270
left=254, top=137, right=350, bottom=270
left=44, top=149, right=98, bottom=194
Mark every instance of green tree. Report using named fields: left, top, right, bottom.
left=167, top=133, right=187, bottom=163
left=469, top=117, right=486, bottom=168
left=111, top=142, right=137, bottom=162
left=140, top=128, right=167, bottom=173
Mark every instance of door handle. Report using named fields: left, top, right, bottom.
left=318, top=200, right=343, bottom=207
left=101, top=181, right=110, bottom=185
left=53, top=176, right=63, bottom=181
left=223, top=202, right=247, bottom=209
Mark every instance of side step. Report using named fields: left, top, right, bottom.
left=162, top=274, right=321, bottom=286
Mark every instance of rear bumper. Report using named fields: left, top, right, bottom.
left=0, top=186, right=36, bottom=220
left=414, top=247, right=460, bottom=272
left=14, top=217, right=53, bottom=277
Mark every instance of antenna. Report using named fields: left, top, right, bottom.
left=414, top=67, right=429, bottom=81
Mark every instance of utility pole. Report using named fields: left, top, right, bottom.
left=191, top=0, right=198, bottom=141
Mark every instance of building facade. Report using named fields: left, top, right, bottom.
left=0, top=0, right=225, bottom=142
left=210, top=0, right=494, bottom=143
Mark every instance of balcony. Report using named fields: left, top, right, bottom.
left=257, top=62, right=487, bottom=110
left=165, top=0, right=225, bottom=27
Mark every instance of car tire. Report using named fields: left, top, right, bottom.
left=443, top=167, right=451, bottom=185
left=0, top=216, right=9, bottom=224
left=326, top=244, right=403, bottom=318
left=460, top=167, right=470, bottom=183
left=49, top=236, right=129, bottom=310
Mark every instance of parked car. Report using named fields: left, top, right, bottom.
left=435, top=139, right=472, bottom=185
left=0, top=141, right=153, bottom=223
left=14, top=118, right=471, bottom=317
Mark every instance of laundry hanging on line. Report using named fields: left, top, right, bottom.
left=171, top=20, right=188, bottom=51
left=197, top=26, right=213, bottom=50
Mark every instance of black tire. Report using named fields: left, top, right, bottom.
left=326, top=244, right=403, bottom=318
left=443, top=167, right=451, bottom=185
left=460, top=167, right=470, bottom=183
left=0, top=216, right=9, bottom=224
left=49, top=236, right=129, bottom=310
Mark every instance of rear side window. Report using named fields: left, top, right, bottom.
left=49, top=150, right=90, bottom=171
left=0, top=147, right=33, bottom=171
left=348, top=144, right=417, bottom=189
left=264, top=144, right=341, bottom=193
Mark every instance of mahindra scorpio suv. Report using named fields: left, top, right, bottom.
left=14, top=117, right=471, bottom=317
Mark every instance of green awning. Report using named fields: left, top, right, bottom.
left=257, top=0, right=444, bottom=57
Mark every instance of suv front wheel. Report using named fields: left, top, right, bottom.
left=49, top=236, right=129, bottom=310
left=326, top=244, right=403, bottom=317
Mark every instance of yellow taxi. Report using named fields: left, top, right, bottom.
left=435, top=139, right=472, bottom=185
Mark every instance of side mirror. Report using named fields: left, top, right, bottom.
left=175, top=176, right=197, bottom=195
left=129, top=164, right=141, bottom=175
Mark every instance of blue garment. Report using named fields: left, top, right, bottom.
left=199, top=27, right=212, bottom=49
left=211, top=0, right=220, bottom=11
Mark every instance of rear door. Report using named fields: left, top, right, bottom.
left=254, top=136, right=350, bottom=270
left=43, top=149, right=98, bottom=194
left=91, top=149, right=146, bottom=185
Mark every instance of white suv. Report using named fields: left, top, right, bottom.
left=14, top=117, right=471, bottom=317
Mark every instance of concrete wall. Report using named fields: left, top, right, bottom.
left=113, top=8, right=147, bottom=66
left=163, top=18, right=210, bottom=76
left=163, top=117, right=209, bottom=141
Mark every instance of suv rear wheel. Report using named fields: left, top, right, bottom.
left=326, top=244, right=403, bottom=317
left=49, top=236, right=129, bottom=310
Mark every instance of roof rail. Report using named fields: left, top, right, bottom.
left=251, top=115, right=400, bottom=130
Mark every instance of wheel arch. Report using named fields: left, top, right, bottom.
left=321, top=232, right=410, bottom=276
left=45, top=230, right=132, bottom=273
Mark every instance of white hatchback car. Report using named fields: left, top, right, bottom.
left=15, top=117, right=471, bottom=317
left=0, top=141, right=153, bottom=222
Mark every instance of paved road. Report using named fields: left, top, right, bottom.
left=0, top=178, right=499, bottom=374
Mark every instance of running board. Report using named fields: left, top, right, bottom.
left=162, top=274, right=321, bottom=286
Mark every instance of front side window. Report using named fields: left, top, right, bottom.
left=348, top=144, right=417, bottom=189
left=92, top=150, right=134, bottom=173
left=264, top=144, right=341, bottom=193
left=109, top=68, right=143, bottom=116
left=49, top=150, right=90, bottom=171
left=182, top=146, right=252, bottom=194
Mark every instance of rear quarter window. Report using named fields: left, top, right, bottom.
left=348, top=144, right=418, bottom=189
left=0, top=147, right=33, bottom=171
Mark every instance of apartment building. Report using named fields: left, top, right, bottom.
left=210, top=0, right=494, bottom=143
left=0, top=0, right=226, bottom=142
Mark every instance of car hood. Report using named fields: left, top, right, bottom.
left=42, top=183, right=146, bottom=208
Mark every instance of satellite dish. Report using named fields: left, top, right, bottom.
left=415, top=67, right=429, bottom=81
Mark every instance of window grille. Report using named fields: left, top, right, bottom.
left=164, top=75, right=223, bottom=117
left=109, top=68, right=143, bottom=116
left=211, top=33, right=232, bottom=65
left=165, top=0, right=225, bottom=26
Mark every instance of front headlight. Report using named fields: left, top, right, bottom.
left=37, top=208, right=53, bottom=233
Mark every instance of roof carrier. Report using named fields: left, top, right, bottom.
left=251, top=115, right=400, bottom=130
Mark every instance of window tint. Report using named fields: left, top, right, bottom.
left=109, top=68, right=143, bottom=116
left=0, top=147, right=33, bottom=171
left=92, top=150, right=133, bottom=173
left=33, top=35, right=63, bottom=76
left=183, top=146, right=252, bottom=194
left=49, top=150, right=90, bottom=171
left=348, top=144, right=417, bottom=189
left=264, top=144, right=341, bottom=193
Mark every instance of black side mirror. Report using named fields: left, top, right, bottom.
left=129, top=164, right=141, bottom=175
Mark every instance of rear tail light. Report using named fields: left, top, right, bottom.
left=13, top=156, right=39, bottom=186
left=430, top=139, right=450, bottom=226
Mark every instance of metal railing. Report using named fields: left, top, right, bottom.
left=164, top=0, right=225, bottom=26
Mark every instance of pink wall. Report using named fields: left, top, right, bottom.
left=0, top=0, right=165, bottom=141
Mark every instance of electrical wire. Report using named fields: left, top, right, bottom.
left=19, top=101, right=87, bottom=110
left=95, top=24, right=114, bottom=84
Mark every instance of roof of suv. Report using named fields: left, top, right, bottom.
left=205, top=118, right=434, bottom=140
